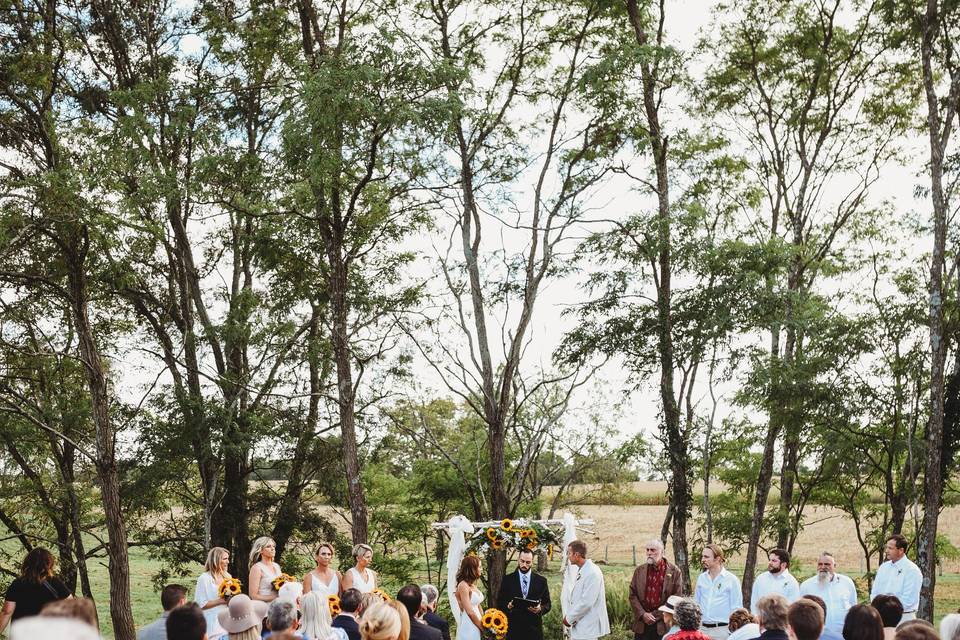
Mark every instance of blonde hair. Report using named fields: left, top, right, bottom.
left=301, top=591, right=335, bottom=639
left=205, top=547, right=230, bottom=576
left=360, top=602, right=402, bottom=640
left=391, top=601, right=410, bottom=640
left=315, top=542, right=335, bottom=556
left=360, top=592, right=381, bottom=613
left=352, top=544, right=373, bottom=561
left=249, top=537, right=276, bottom=569
left=228, top=628, right=261, bottom=640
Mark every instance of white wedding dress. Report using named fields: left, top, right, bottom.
left=456, top=588, right=483, bottom=640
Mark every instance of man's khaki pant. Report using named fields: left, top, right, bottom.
left=701, top=625, right=730, bottom=640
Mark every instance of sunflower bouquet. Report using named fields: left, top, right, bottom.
left=271, top=573, right=296, bottom=592
left=480, top=608, right=508, bottom=640
left=371, top=588, right=392, bottom=602
left=218, top=578, right=242, bottom=600
left=327, top=594, right=341, bottom=616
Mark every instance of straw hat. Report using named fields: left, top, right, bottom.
left=218, top=594, right=269, bottom=633
left=658, top=594, right=684, bottom=615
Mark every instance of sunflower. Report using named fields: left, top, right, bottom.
left=526, top=540, right=539, bottom=550
left=500, top=518, right=513, bottom=531
left=271, top=573, right=296, bottom=592
left=372, top=588, right=391, bottom=602
left=547, top=544, right=554, bottom=560
left=491, top=537, right=504, bottom=550
left=218, top=578, right=242, bottom=599
left=485, top=527, right=497, bottom=541
left=327, top=594, right=342, bottom=616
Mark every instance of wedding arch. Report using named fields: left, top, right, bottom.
left=432, top=513, right=596, bottom=622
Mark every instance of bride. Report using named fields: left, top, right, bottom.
left=455, top=556, right=485, bottom=640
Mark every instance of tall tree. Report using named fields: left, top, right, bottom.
left=411, top=0, right=625, bottom=598
left=704, top=0, right=908, bottom=598
left=915, top=0, right=960, bottom=620
left=286, top=0, right=446, bottom=543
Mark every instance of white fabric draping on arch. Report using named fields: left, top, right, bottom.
left=560, top=511, right=578, bottom=617
left=445, top=515, right=475, bottom=622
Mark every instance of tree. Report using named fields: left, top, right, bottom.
left=704, top=0, right=909, bottom=600
left=0, top=1, right=136, bottom=635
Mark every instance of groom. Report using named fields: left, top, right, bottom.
left=496, top=549, right=552, bottom=640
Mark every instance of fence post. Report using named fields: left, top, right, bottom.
left=633, top=545, right=637, bottom=566
left=605, top=545, right=609, bottom=563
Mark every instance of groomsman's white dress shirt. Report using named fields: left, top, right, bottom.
left=870, top=556, right=922, bottom=622
left=750, top=570, right=800, bottom=614
left=566, top=559, right=610, bottom=639
left=800, top=573, right=858, bottom=633
left=695, top=567, right=742, bottom=640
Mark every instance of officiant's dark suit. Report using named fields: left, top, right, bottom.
left=496, top=551, right=552, bottom=640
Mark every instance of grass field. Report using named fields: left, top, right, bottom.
left=94, top=502, right=960, bottom=639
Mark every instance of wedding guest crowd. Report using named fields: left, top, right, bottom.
left=0, top=530, right=955, bottom=640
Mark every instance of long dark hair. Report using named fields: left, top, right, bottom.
left=21, top=548, right=55, bottom=583
left=456, top=556, right=481, bottom=584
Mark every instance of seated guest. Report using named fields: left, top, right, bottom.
left=396, top=585, right=440, bottom=640
left=871, top=596, right=904, bottom=640
left=40, top=596, right=98, bottom=628
left=140, top=584, right=189, bottom=640
left=10, top=616, right=99, bottom=640
left=800, top=595, right=841, bottom=640
left=359, top=593, right=380, bottom=617
left=658, top=595, right=683, bottom=640
left=843, top=605, right=885, bottom=640
left=300, top=591, right=347, bottom=640
left=332, top=589, right=363, bottom=640
left=167, top=603, right=208, bottom=640
left=218, top=594, right=269, bottom=640
left=728, top=608, right=760, bottom=640
left=0, top=548, right=72, bottom=633
left=358, top=602, right=401, bottom=640
left=278, top=583, right=304, bottom=609
left=669, top=598, right=711, bottom=640
left=419, top=585, right=448, bottom=640
left=266, top=600, right=302, bottom=639
left=756, top=595, right=790, bottom=640
left=389, top=601, right=410, bottom=640
left=895, top=621, right=939, bottom=640
left=940, top=613, right=960, bottom=640
left=787, top=599, right=824, bottom=640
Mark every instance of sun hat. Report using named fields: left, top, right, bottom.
left=218, top=593, right=269, bottom=633
left=659, top=594, right=684, bottom=615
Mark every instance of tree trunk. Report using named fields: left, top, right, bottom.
left=65, top=238, right=135, bottom=640
left=328, top=245, right=368, bottom=544
left=917, top=0, right=955, bottom=620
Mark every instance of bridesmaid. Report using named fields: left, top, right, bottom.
left=248, top=536, right=282, bottom=603
left=340, top=544, right=377, bottom=594
left=302, top=542, right=341, bottom=597
left=195, top=547, right=231, bottom=640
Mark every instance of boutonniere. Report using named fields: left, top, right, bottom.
left=667, top=573, right=673, bottom=578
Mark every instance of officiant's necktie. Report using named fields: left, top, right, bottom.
left=521, top=573, right=529, bottom=598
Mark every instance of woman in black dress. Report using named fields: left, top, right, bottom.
left=0, top=548, right=71, bottom=632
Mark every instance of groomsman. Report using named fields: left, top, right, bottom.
left=496, top=549, right=552, bottom=640
left=751, top=549, right=800, bottom=615
left=870, top=534, right=922, bottom=623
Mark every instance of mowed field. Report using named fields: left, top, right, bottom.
left=94, top=500, right=960, bottom=639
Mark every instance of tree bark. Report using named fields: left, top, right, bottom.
left=917, top=0, right=958, bottom=620
left=65, top=236, right=135, bottom=640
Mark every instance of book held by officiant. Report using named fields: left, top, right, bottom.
left=511, top=597, right=540, bottom=607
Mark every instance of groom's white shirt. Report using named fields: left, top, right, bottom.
left=566, top=559, right=610, bottom=639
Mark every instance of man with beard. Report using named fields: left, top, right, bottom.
left=629, top=539, right=683, bottom=640
left=496, top=548, right=551, bottom=640
left=799, top=553, right=857, bottom=635
left=750, top=549, right=800, bottom=615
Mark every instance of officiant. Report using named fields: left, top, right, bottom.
left=496, top=548, right=552, bottom=640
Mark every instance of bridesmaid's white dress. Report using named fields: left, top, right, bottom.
left=456, top=589, right=483, bottom=640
